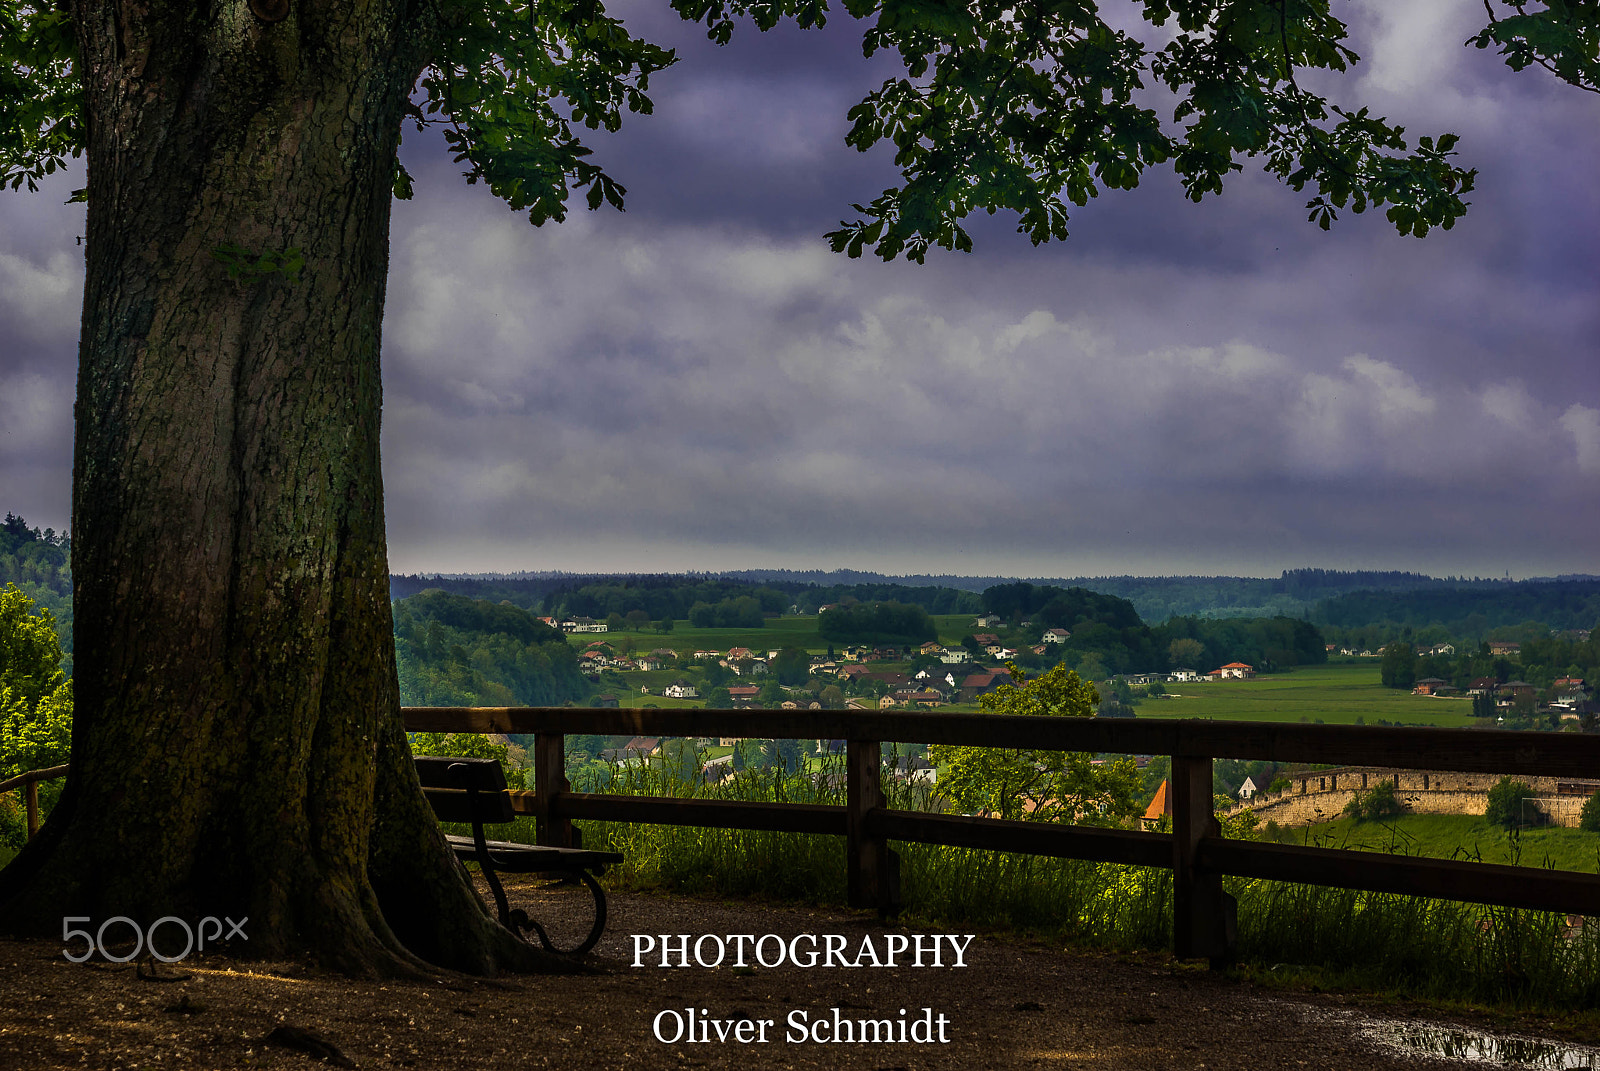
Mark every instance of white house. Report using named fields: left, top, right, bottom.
left=1169, top=668, right=1201, bottom=683
left=939, top=649, right=973, bottom=664
left=1042, top=628, right=1070, bottom=644
left=663, top=682, right=699, bottom=699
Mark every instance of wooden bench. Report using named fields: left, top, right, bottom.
left=416, top=756, right=622, bottom=955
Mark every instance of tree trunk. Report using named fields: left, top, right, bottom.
left=0, top=0, right=560, bottom=976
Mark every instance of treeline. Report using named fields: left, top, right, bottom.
left=1152, top=616, right=1328, bottom=673
left=974, top=583, right=1327, bottom=675
left=721, top=567, right=1465, bottom=622
left=979, top=583, right=1159, bottom=674
left=433, top=574, right=984, bottom=623
left=1313, top=581, right=1600, bottom=643
left=0, top=515, right=72, bottom=658
left=1380, top=633, right=1600, bottom=695
left=687, top=595, right=771, bottom=629
left=818, top=602, right=936, bottom=645
left=393, top=590, right=589, bottom=708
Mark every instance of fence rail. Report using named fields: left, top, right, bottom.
left=0, top=764, right=69, bottom=840
left=405, top=706, right=1600, bottom=963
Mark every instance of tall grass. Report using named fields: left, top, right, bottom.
left=489, top=753, right=1600, bottom=1009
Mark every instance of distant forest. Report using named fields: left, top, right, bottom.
left=0, top=515, right=72, bottom=659
left=6, top=506, right=1597, bottom=679
left=1313, top=581, right=1600, bottom=644
left=393, top=590, right=589, bottom=707
left=720, top=567, right=1570, bottom=623
left=390, top=573, right=984, bottom=619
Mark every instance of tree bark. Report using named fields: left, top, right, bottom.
left=0, top=0, right=562, bottom=976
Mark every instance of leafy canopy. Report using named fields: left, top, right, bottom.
left=4, top=0, right=1596, bottom=260
left=931, top=661, right=1140, bottom=824
left=0, top=585, right=73, bottom=846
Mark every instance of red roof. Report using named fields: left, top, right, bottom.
left=1143, top=780, right=1172, bottom=822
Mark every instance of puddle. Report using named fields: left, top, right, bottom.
left=1365, top=1022, right=1600, bottom=1068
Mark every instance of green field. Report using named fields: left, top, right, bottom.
left=613, top=617, right=822, bottom=656
left=1267, top=812, right=1600, bottom=874
left=1140, top=663, right=1478, bottom=726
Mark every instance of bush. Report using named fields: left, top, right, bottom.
left=1343, top=780, right=1405, bottom=821
left=1484, top=777, right=1535, bottom=829
left=1580, top=791, right=1600, bottom=833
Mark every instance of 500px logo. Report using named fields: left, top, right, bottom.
left=62, top=916, right=248, bottom=963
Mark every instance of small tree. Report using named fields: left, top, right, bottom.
left=1380, top=643, right=1417, bottom=689
left=1168, top=638, right=1205, bottom=670
left=1579, top=792, right=1600, bottom=833
left=1485, top=777, right=1535, bottom=829
left=1342, top=780, right=1404, bottom=822
left=931, top=662, right=1139, bottom=825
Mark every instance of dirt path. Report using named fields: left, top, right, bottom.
left=1, top=883, right=1591, bottom=1070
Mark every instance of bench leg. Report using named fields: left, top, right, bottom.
left=507, top=870, right=608, bottom=956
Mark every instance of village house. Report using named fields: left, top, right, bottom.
left=1488, top=641, right=1522, bottom=657
left=1169, top=668, right=1201, bottom=682
left=600, top=736, right=659, bottom=761
left=974, top=613, right=1001, bottom=628
left=1215, top=662, right=1254, bottom=680
left=1042, top=628, right=1070, bottom=643
left=727, top=685, right=760, bottom=706
left=1413, top=678, right=1453, bottom=695
left=960, top=670, right=1011, bottom=703
left=938, top=648, right=973, bottom=664
left=663, top=682, right=698, bottom=699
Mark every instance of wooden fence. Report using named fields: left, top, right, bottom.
left=405, top=706, right=1600, bottom=963
left=0, top=764, right=69, bottom=841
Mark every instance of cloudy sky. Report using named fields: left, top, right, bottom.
left=2, top=0, right=1597, bottom=579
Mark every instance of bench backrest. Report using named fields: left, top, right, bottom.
left=415, top=756, right=516, bottom=825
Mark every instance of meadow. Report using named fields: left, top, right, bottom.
left=1141, top=662, right=1479, bottom=727
left=1268, top=812, right=1600, bottom=874
left=480, top=756, right=1600, bottom=1009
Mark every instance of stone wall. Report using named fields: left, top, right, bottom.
left=1229, top=767, right=1597, bottom=829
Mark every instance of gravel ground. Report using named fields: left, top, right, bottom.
left=2, top=879, right=1596, bottom=1071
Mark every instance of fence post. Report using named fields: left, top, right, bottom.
left=534, top=732, right=573, bottom=848
left=1172, top=753, right=1233, bottom=964
left=26, top=779, right=39, bottom=840
left=846, top=739, right=898, bottom=913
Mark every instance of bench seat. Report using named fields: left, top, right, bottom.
left=418, top=755, right=620, bottom=955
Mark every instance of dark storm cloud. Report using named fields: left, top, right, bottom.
left=2, top=0, right=1596, bottom=576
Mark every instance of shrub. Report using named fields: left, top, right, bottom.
left=1343, top=780, right=1405, bottom=821
left=1580, top=791, right=1600, bottom=833
left=1484, top=777, right=1535, bottom=829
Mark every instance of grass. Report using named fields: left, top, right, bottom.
left=624, top=618, right=822, bottom=656
left=1141, top=662, right=1478, bottom=727
left=0, top=845, right=14, bottom=868
left=465, top=752, right=1600, bottom=1011
left=1267, top=813, right=1600, bottom=874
